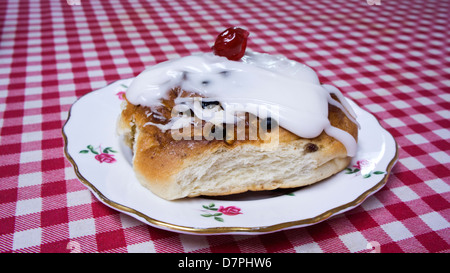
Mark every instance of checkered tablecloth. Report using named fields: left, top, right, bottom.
left=0, top=0, right=449, bottom=253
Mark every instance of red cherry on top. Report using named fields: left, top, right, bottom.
left=212, top=27, right=249, bottom=61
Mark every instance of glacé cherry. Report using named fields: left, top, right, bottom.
left=212, top=27, right=249, bottom=61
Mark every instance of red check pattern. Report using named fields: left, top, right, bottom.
left=0, top=0, right=449, bottom=253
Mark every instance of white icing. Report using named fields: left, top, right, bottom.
left=126, top=51, right=358, bottom=156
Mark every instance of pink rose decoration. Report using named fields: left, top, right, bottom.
left=116, top=91, right=126, bottom=100
left=95, top=153, right=116, bottom=163
left=218, top=206, right=242, bottom=216
left=201, top=203, right=243, bottom=222
left=345, top=159, right=384, bottom=178
left=80, top=145, right=118, bottom=164
left=353, top=159, right=372, bottom=170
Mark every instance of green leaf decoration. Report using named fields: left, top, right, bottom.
left=345, top=168, right=360, bottom=174
left=87, top=145, right=98, bottom=155
left=214, top=216, right=224, bottom=222
left=373, top=171, right=385, bottom=175
left=79, top=150, right=89, bottom=154
left=202, top=204, right=218, bottom=211
left=103, top=147, right=117, bottom=154
left=363, top=173, right=371, bottom=178
left=213, top=213, right=223, bottom=217
left=120, top=84, right=128, bottom=88
left=201, top=214, right=213, bottom=217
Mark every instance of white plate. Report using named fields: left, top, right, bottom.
left=63, top=78, right=398, bottom=235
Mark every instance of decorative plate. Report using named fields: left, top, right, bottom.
left=63, top=78, right=398, bottom=235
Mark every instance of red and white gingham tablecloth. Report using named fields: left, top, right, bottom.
left=0, top=0, right=449, bottom=253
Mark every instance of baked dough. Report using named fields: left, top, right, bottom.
left=117, top=88, right=358, bottom=200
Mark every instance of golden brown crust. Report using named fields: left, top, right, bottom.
left=117, top=88, right=358, bottom=200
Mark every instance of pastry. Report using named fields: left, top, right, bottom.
left=117, top=27, right=359, bottom=200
